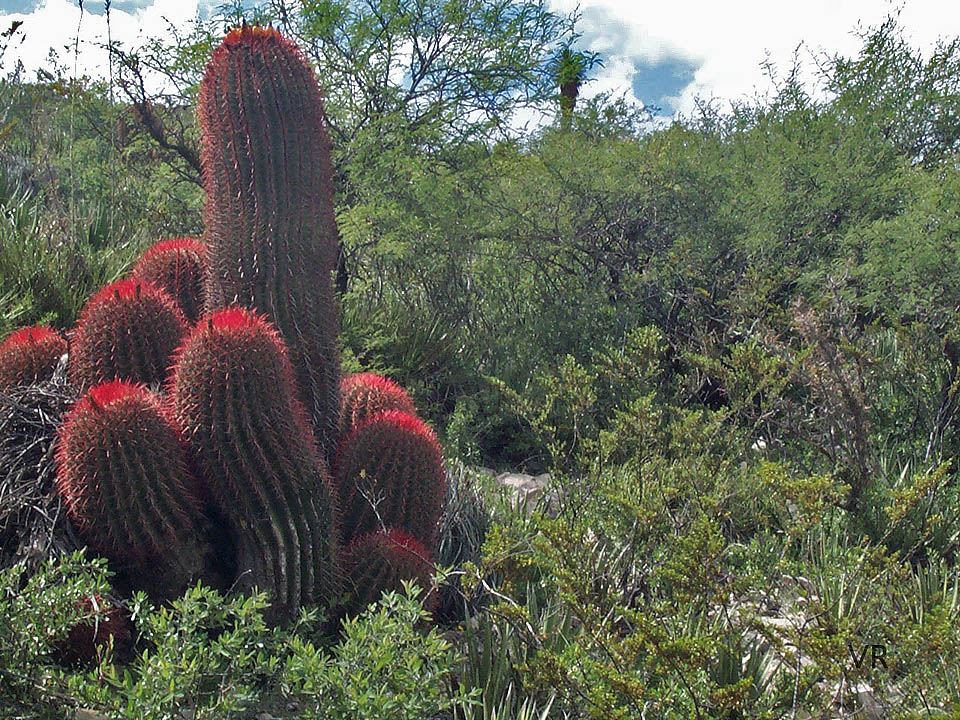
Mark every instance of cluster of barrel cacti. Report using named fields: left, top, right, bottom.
left=0, top=25, right=445, bottom=626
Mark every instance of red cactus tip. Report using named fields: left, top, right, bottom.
left=138, top=237, right=205, bottom=261
left=202, top=306, right=270, bottom=333
left=1, top=325, right=61, bottom=349
left=357, top=409, right=437, bottom=440
left=222, top=23, right=285, bottom=48
left=379, top=528, right=429, bottom=555
left=343, top=372, right=408, bottom=396
left=85, top=379, right=147, bottom=410
left=90, top=277, right=163, bottom=307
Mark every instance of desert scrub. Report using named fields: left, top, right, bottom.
left=283, top=582, right=477, bottom=720
left=0, top=553, right=473, bottom=719
left=0, top=551, right=113, bottom=716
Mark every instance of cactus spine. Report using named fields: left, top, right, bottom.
left=335, top=409, right=446, bottom=550
left=0, top=325, right=67, bottom=390
left=69, top=279, right=189, bottom=390
left=55, top=380, right=211, bottom=595
left=132, top=238, right=208, bottom=323
left=197, top=25, right=341, bottom=462
left=169, top=307, right=339, bottom=622
left=340, top=373, right=417, bottom=435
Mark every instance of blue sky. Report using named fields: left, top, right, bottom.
left=1, top=0, right=958, bottom=120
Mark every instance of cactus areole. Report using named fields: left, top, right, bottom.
left=197, top=25, right=342, bottom=461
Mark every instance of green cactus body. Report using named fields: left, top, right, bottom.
left=341, top=528, right=437, bottom=615
left=340, top=373, right=416, bottom=436
left=68, top=279, right=189, bottom=390
left=197, top=26, right=341, bottom=462
left=169, top=307, right=340, bottom=622
left=132, top=238, right=208, bottom=323
left=55, top=380, right=211, bottom=595
left=334, top=409, right=446, bottom=550
left=0, top=325, right=67, bottom=390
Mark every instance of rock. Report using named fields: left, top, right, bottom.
left=495, top=472, right=555, bottom=514
left=74, top=711, right=110, bottom=720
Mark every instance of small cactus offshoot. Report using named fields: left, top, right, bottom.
left=132, top=237, right=208, bottom=323
left=0, top=325, right=66, bottom=390
left=341, top=528, right=437, bottom=616
left=340, top=373, right=416, bottom=435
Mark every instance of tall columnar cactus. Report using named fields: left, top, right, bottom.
left=55, top=380, right=212, bottom=596
left=0, top=325, right=67, bottom=390
left=335, top=409, right=446, bottom=550
left=169, top=307, right=340, bottom=622
left=69, top=279, right=189, bottom=390
left=132, top=238, right=208, bottom=323
left=340, top=528, right=437, bottom=616
left=198, top=25, right=341, bottom=462
left=340, top=373, right=417, bottom=436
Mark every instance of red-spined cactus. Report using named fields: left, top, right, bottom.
left=169, top=307, right=340, bottom=622
left=340, top=373, right=416, bottom=436
left=55, top=380, right=213, bottom=596
left=340, top=528, right=437, bottom=616
left=132, top=238, right=207, bottom=323
left=335, top=410, right=446, bottom=550
left=0, top=325, right=66, bottom=390
left=69, top=279, right=188, bottom=390
left=53, top=595, right=134, bottom=666
left=198, top=25, right=341, bottom=462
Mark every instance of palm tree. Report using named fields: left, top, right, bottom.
left=548, top=45, right=604, bottom=129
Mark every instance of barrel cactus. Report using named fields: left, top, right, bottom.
left=55, top=380, right=213, bottom=596
left=340, top=528, right=437, bottom=616
left=198, top=25, right=341, bottom=462
left=335, top=409, right=446, bottom=550
left=340, top=373, right=416, bottom=435
left=53, top=595, right=134, bottom=666
left=68, top=279, right=188, bottom=390
left=0, top=325, right=67, bottom=390
left=169, top=307, right=340, bottom=622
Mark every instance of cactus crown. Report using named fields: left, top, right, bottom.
left=222, top=23, right=286, bottom=47
left=136, top=237, right=205, bottom=263
left=85, top=378, right=144, bottom=409
left=340, top=373, right=417, bottom=433
left=346, top=408, right=442, bottom=451
left=2, top=325, right=62, bottom=348
left=87, top=277, right=148, bottom=304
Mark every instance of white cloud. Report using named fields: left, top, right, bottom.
left=2, top=0, right=959, bottom=120
left=548, top=0, right=960, bottom=117
left=0, top=0, right=205, bottom=81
